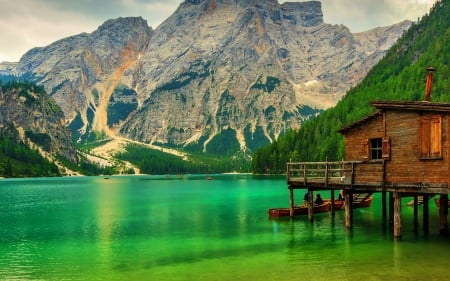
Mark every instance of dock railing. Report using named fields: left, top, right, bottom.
left=286, top=160, right=385, bottom=189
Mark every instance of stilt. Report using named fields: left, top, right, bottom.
left=344, top=190, right=352, bottom=228
left=330, top=190, right=336, bottom=216
left=307, top=190, right=314, bottom=221
left=393, top=192, right=402, bottom=238
left=439, top=194, right=448, bottom=235
left=389, top=192, right=394, bottom=225
left=382, top=190, right=387, bottom=223
left=289, top=187, right=294, bottom=217
left=413, top=195, right=419, bottom=231
left=423, top=194, right=429, bottom=235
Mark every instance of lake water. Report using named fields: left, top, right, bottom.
left=0, top=174, right=449, bottom=281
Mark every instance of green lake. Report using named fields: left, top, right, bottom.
left=0, top=174, right=449, bottom=280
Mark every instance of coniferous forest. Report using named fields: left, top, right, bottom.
left=252, top=0, right=450, bottom=174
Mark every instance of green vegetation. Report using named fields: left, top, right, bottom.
left=107, top=86, right=138, bottom=127
left=116, top=143, right=251, bottom=174
left=252, top=0, right=450, bottom=174
left=250, top=76, right=281, bottom=93
left=205, top=128, right=241, bottom=156
left=0, top=135, right=60, bottom=177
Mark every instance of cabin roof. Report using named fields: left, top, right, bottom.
left=338, top=100, right=450, bottom=134
left=371, top=100, right=450, bottom=112
left=338, top=111, right=382, bottom=134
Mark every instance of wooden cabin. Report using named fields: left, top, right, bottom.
left=286, top=68, right=449, bottom=237
left=339, top=100, right=450, bottom=191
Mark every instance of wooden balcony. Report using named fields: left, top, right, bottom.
left=286, top=160, right=448, bottom=193
left=287, top=160, right=384, bottom=192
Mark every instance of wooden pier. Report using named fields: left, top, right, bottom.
left=286, top=160, right=449, bottom=237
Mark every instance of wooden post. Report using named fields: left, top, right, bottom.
left=330, top=189, right=336, bottom=216
left=423, top=194, right=429, bottom=235
left=382, top=190, right=387, bottom=223
left=381, top=159, right=387, bottom=223
left=389, top=192, right=394, bottom=225
left=308, top=190, right=314, bottom=221
left=393, top=192, right=402, bottom=238
left=439, top=194, right=448, bottom=235
left=413, top=195, right=419, bottom=231
left=289, top=186, right=294, bottom=217
left=344, top=190, right=352, bottom=228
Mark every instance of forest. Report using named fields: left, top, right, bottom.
left=252, top=0, right=450, bottom=174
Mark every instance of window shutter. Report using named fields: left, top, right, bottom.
left=420, top=118, right=430, bottom=158
left=361, top=139, right=369, bottom=160
left=430, top=116, right=442, bottom=157
left=382, top=137, right=391, bottom=160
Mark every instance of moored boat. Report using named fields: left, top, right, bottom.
left=268, top=202, right=331, bottom=218
left=434, top=197, right=450, bottom=208
left=324, top=199, right=345, bottom=210
left=353, top=194, right=373, bottom=208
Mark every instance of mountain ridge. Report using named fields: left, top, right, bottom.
left=1, top=0, right=411, bottom=164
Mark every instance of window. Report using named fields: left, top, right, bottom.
left=419, top=115, right=442, bottom=159
left=371, top=138, right=382, bottom=160
left=361, top=137, right=390, bottom=160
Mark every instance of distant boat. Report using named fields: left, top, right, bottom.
left=206, top=176, right=213, bottom=180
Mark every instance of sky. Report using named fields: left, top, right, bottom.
left=0, top=0, right=438, bottom=62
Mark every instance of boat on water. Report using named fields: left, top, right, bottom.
left=434, top=197, right=450, bottom=208
left=324, top=199, right=345, bottom=210
left=353, top=194, right=373, bottom=208
left=268, top=202, right=331, bottom=218
left=268, top=194, right=373, bottom=218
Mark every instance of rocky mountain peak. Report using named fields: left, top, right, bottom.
left=0, top=2, right=411, bottom=157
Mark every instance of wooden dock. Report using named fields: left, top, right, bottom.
left=286, top=160, right=449, bottom=237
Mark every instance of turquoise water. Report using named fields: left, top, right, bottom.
left=0, top=174, right=449, bottom=281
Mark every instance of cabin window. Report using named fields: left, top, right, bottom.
left=362, top=137, right=388, bottom=160
left=419, top=115, right=442, bottom=159
left=370, top=138, right=382, bottom=160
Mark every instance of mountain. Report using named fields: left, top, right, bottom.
left=0, top=81, right=79, bottom=175
left=252, top=0, right=449, bottom=174
left=1, top=0, right=411, bottom=161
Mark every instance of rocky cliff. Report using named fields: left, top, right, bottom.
left=1, top=0, right=411, bottom=156
left=0, top=82, right=78, bottom=164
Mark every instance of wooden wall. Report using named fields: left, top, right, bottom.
left=343, top=109, right=449, bottom=185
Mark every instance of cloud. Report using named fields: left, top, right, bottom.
left=0, top=0, right=180, bottom=62
left=0, top=0, right=438, bottom=62
left=320, top=0, right=437, bottom=32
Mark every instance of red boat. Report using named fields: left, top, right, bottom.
left=353, top=194, right=373, bottom=208
left=324, top=199, right=345, bottom=210
left=434, top=197, right=450, bottom=208
left=268, top=202, right=331, bottom=218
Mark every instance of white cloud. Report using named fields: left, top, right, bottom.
left=0, top=0, right=439, bottom=62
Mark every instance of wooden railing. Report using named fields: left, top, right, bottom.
left=286, top=160, right=385, bottom=188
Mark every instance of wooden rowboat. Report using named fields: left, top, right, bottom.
left=434, top=197, right=450, bottom=208
left=324, top=199, right=345, bottom=210
left=353, top=195, right=373, bottom=208
left=268, top=202, right=331, bottom=218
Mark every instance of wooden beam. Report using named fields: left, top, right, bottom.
left=413, top=195, right=419, bottom=231
left=344, top=190, right=352, bottom=228
left=289, top=187, right=294, bottom=217
left=308, top=190, right=314, bottom=221
left=439, top=194, right=448, bottom=235
left=330, top=189, right=336, bottom=216
left=423, top=194, right=430, bottom=235
left=393, top=192, right=402, bottom=238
